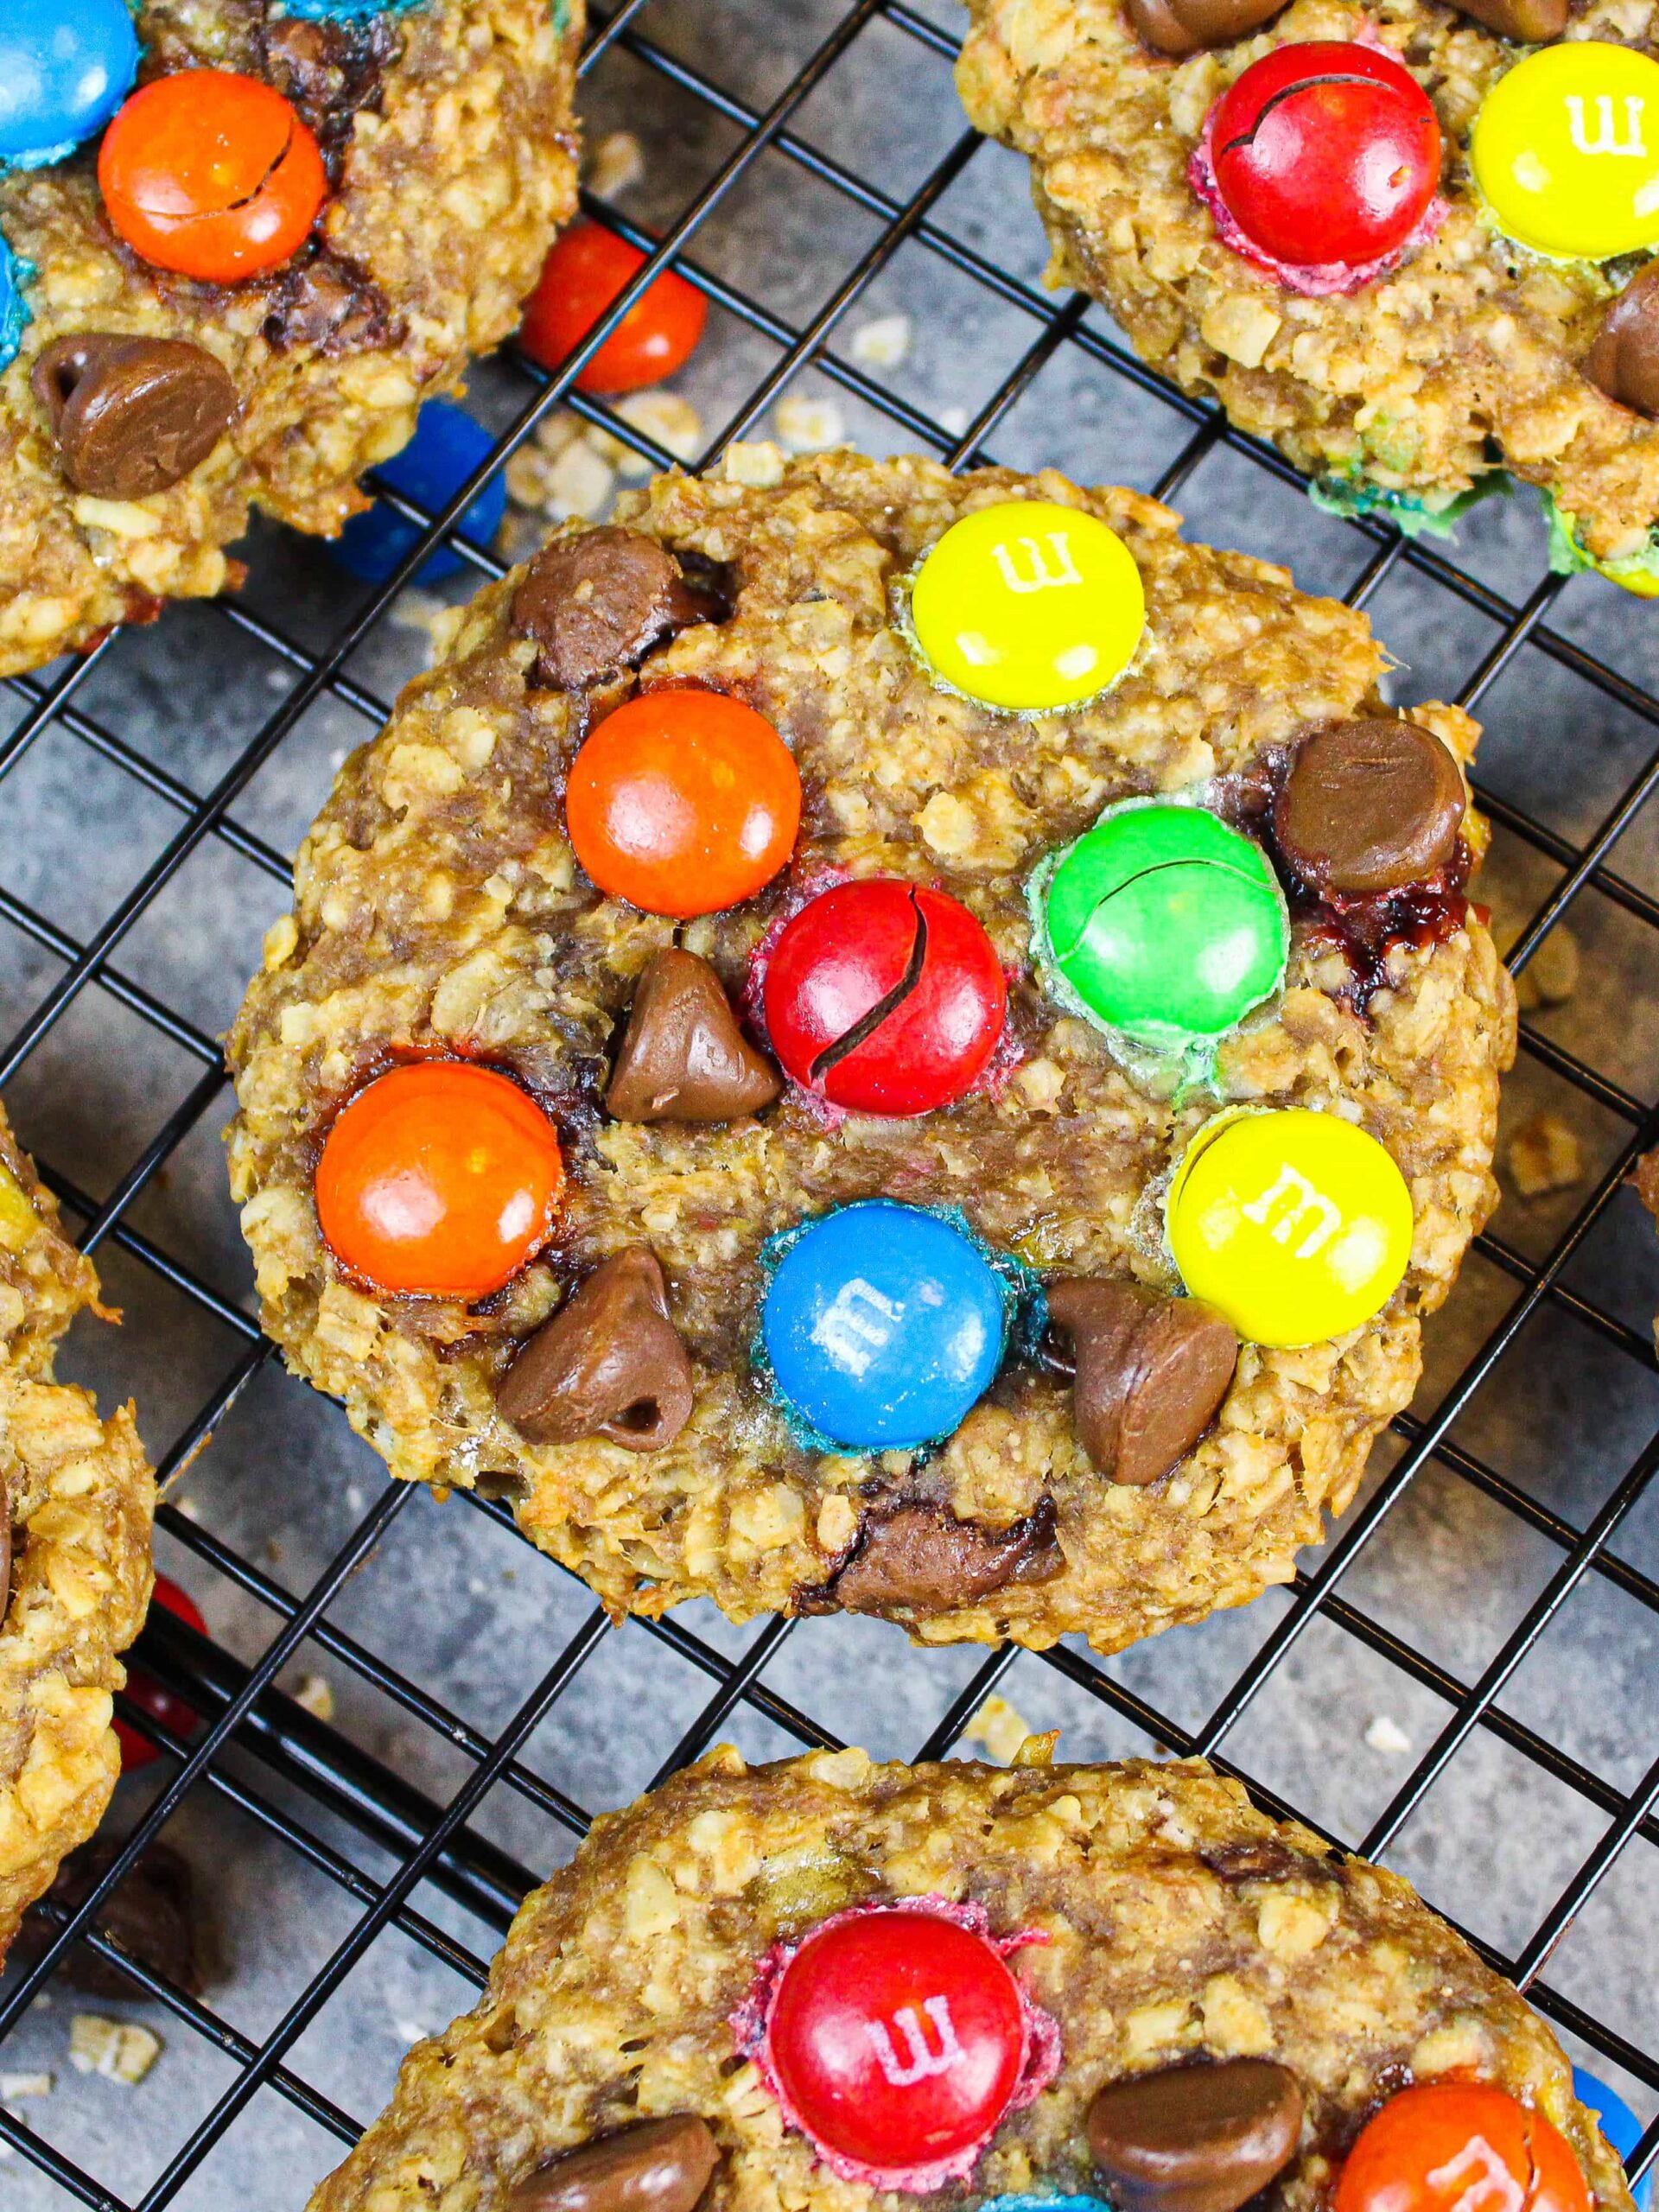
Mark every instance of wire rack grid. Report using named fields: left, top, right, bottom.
left=1, top=0, right=1657, bottom=2202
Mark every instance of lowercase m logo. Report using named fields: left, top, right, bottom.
left=1423, top=2139, right=1528, bottom=2212
left=989, top=532, right=1083, bottom=594
left=1565, top=92, right=1647, bottom=156
left=863, top=1996, right=963, bottom=2086
left=810, top=1278, right=901, bottom=1377
left=1241, top=1165, right=1342, bottom=1259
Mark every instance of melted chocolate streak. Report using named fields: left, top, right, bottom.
left=808, top=887, right=929, bottom=1083
left=1218, top=72, right=1388, bottom=159
left=1290, top=843, right=1473, bottom=1014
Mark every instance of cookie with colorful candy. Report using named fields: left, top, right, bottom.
left=308, top=1746, right=1640, bottom=2212
left=956, top=0, right=1659, bottom=588
left=226, top=448, right=1513, bottom=1652
left=0, top=0, right=581, bottom=676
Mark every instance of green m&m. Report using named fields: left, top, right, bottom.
left=1037, top=802, right=1288, bottom=1052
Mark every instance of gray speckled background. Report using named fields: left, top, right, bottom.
left=1, top=0, right=1656, bottom=2202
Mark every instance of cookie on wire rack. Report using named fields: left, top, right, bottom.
left=308, top=1745, right=1634, bottom=2212
left=226, top=448, right=1513, bottom=1656
left=0, top=1103, right=156, bottom=1962
left=0, top=0, right=582, bottom=678
left=955, top=0, right=1659, bottom=590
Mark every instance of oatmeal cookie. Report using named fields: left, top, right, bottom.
left=955, top=0, right=1659, bottom=581
left=308, top=1746, right=1633, bottom=2212
left=0, top=1103, right=156, bottom=1962
left=226, top=449, right=1514, bottom=1656
left=0, top=0, right=582, bottom=678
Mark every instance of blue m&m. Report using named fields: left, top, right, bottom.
left=333, top=401, right=507, bottom=588
left=761, top=1202, right=1009, bottom=1452
left=0, top=238, right=28, bottom=378
left=1573, top=2069, right=1652, bottom=2212
left=0, top=0, right=140, bottom=170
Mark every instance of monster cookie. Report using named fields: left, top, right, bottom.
left=956, top=0, right=1659, bottom=585
left=308, top=1745, right=1635, bottom=2212
left=226, top=451, right=1513, bottom=1653
left=0, top=0, right=581, bottom=677
left=0, top=1102, right=156, bottom=1962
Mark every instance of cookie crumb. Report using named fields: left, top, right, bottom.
left=963, top=1693, right=1033, bottom=1764
left=1364, top=1713, right=1413, bottom=1755
left=775, top=394, right=846, bottom=454
left=1515, top=924, right=1580, bottom=1011
left=293, top=1672, right=335, bottom=1723
left=608, top=391, right=703, bottom=478
left=1508, top=1111, right=1584, bottom=1198
left=547, top=441, right=616, bottom=521
left=721, top=440, right=785, bottom=489
left=588, top=129, right=644, bottom=200
left=0, top=2073, right=52, bottom=2099
left=68, top=2016, right=161, bottom=2084
left=850, top=314, right=912, bottom=368
left=391, top=2020, right=429, bottom=2046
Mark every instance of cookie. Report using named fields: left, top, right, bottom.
left=0, top=0, right=582, bottom=678
left=226, top=449, right=1513, bottom=1655
left=955, top=0, right=1659, bottom=586
left=0, top=1103, right=156, bottom=1963
left=307, top=1745, right=1633, bottom=2212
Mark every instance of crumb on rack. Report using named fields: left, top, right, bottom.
left=963, top=1692, right=1034, bottom=1764
left=850, top=313, right=912, bottom=368
left=775, top=394, right=847, bottom=454
left=294, top=1672, right=335, bottom=1724
left=68, top=2017, right=161, bottom=2084
left=588, top=130, right=644, bottom=200
left=1508, top=1111, right=1585, bottom=1199
left=1364, top=1713, right=1413, bottom=1756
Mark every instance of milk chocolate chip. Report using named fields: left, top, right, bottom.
left=32, top=335, right=237, bottom=501
left=1446, top=0, right=1567, bottom=40
left=607, top=949, right=780, bottom=1122
left=38, top=1838, right=205, bottom=1999
left=1274, top=719, right=1465, bottom=895
left=1585, top=264, right=1659, bottom=419
left=498, top=1246, right=693, bottom=1450
left=508, top=2116, right=720, bottom=2212
left=1126, top=0, right=1287, bottom=57
left=512, top=527, right=711, bottom=690
left=1088, top=2059, right=1305, bottom=2212
left=1047, top=1280, right=1237, bottom=1486
left=825, top=1499, right=1062, bottom=1616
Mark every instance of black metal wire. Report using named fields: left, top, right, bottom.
left=2, top=0, right=1657, bottom=2202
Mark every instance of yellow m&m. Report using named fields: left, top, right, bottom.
left=1471, top=42, right=1659, bottom=262
left=909, top=499, right=1146, bottom=712
left=1166, top=1109, right=1413, bottom=1348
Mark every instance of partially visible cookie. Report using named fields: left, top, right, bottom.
left=0, top=1104, right=156, bottom=1962
left=308, top=1746, right=1634, bottom=2212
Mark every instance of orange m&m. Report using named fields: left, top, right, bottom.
left=99, top=70, right=327, bottom=283
left=566, top=688, right=801, bottom=917
left=315, top=1062, right=563, bottom=1300
left=1336, top=2083, right=1592, bottom=2212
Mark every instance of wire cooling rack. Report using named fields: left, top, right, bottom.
left=2, top=0, right=1658, bottom=2202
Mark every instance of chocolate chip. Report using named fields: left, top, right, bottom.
left=508, top=2117, right=720, bottom=2212
left=822, top=1498, right=1062, bottom=1616
left=1584, top=264, right=1659, bottom=419
left=607, top=950, right=780, bottom=1122
left=497, top=1246, right=693, bottom=1450
left=1445, top=0, right=1567, bottom=39
left=1274, top=719, right=1465, bottom=896
left=1088, top=2059, right=1305, bottom=2212
left=35, top=1838, right=204, bottom=1999
left=263, top=249, right=401, bottom=357
left=512, top=528, right=713, bottom=690
left=32, top=335, right=236, bottom=501
left=1047, top=1281, right=1237, bottom=1487
left=1126, top=0, right=1288, bottom=57
left=260, top=13, right=402, bottom=177
left=1200, top=1838, right=1303, bottom=1885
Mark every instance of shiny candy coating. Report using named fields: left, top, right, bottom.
left=763, top=880, right=1007, bottom=1116
left=0, top=236, right=33, bottom=379
left=760, top=1202, right=1009, bottom=1450
left=315, top=1061, right=564, bottom=1300
left=334, top=401, right=507, bottom=588
left=1039, top=803, right=1287, bottom=1049
left=763, top=1908, right=1028, bottom=2180
left=0, top=0, right=139, bottom=169
left=1471, top=43, right=1659, bottom=261
left=566, top=688, right=801, bottom=918
left=1209, top=42, right=1442, bottom=272
left=1573, top=2068, right=1652, bottom=2212
left=116, top=1575, right=207, bottom=1772
left=1166, top=1109, right=1413, bottom=1347
left=909, top=500, right=1145, bottom=712
left=98, top=71, right=327, bottom=283
left=520, top=220, right=708, bottom=395
left=1334, top=2084, right=1592, bottom=2212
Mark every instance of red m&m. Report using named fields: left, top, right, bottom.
left=763, top=880, right=1007, bottom=1116
left=1198, top=42, right=1442, bottom=287
left=736, top=1899, right=1059, bottom=2189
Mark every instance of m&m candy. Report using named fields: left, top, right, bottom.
left=1573, top=2069, right=1653, bottom=2212
left=315, top=1061, right=564, bottom=1300
left=1036, top=803, right=1287, bottom=1053
left=520, top=221, right=708, bottom=395
left=565, top=688, right=801, bottom=918
left=334, top=402, right=507, bottom=588
left=0, top=0, right=139, bottom=170
left=1471, top=43, right=1659, bottom=261
left=1201, top=42, right=1442, bottom=282
left=753, top=1904, right=1046, bottom=2186
left=1166, top=1109, right=1412, bottom=1347
left=1335, top=2084, right=1592, bottom=2212
left=0, top=238, right=26, bottom=379
left=763, top=880, right=1007, bottom=1116
left=115, top=1574, right=207, bottom=1772
left=761, top=1202, right=1009, bottom=1450
left=909, top=500, right=1146, bottom=713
